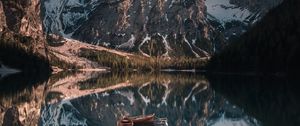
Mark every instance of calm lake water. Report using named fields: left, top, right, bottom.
left=0, top=71, right=299, bottom=126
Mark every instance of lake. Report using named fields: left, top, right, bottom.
left=0, top=71, right=299, bottom=126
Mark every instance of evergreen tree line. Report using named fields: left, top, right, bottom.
left=79, top=48, right=208, bottom=71
left=208, top=0, right=300, bottom=75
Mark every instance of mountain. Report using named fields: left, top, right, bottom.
left=42, top=0, right=282, bottom=58
left=208, top=0, right=300, bottom=74
left=0, top=0, right=284, bottom=71
left=41, top=73, right=260, bottom=126
left=0, top=0, right=50, bottom=74
left=206, top=0, right=282, bottom=39
left=42, top=0, right=215, bottom=58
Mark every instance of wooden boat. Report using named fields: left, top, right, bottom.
left=118, top=114, right=155, bottom=126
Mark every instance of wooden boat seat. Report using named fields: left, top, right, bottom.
left=118, top=114, right=168, bottom=126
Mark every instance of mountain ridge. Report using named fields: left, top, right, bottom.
left=42, top=0, right=282, bottom=58
left=208, top=0, right=300, bottom=74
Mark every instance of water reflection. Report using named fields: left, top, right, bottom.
left=41, top=72, right=260, bottom=126
left=208, top=75, right=300, bottom=126
left=0, top=73, right=48, bottom=125
left=1, top=71, right=298, bottom=126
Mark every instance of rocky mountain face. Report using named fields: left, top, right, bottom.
left=42, top=0, right=282, bottom=58
left=0, top=0, right=50, bottom=73
left=0, top=1, right=6, bottom=32
left=0, top=0, right=45, bottom=44
left=42, top=0, right=216, bottom=58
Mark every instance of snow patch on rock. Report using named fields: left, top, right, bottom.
left=138, top=34, right=151, bottom=57
left=116, top=34, right=136, bottom=49
left=43, top=0, right=100, bottom=38
left=183, top=36, right=200, bottom=58
left=205, top=0, right=252, bottom=25
left=158, top=33, right=172, bottom=58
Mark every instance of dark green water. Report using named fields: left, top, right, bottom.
left=0, top=72, right=299, bottom=126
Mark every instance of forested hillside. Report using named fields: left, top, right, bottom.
left=208, top=0, right=300, bottom=75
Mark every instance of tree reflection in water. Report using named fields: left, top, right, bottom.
left=1, top=71, right=299, bottom=126
left=0, top=72, right=48, bottom=125
left=209, top=74, right=300, bottom=126
left=41, top=72, right=260, bottom=126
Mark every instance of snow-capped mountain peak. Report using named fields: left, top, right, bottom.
left=42, top=0, right=282, bottom=58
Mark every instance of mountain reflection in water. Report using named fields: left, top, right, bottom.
left=40, top=72, right=259, bottom=126
left=0, top=72, right=299, bottom=126
left=0, top=72, right=48, bottom=125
